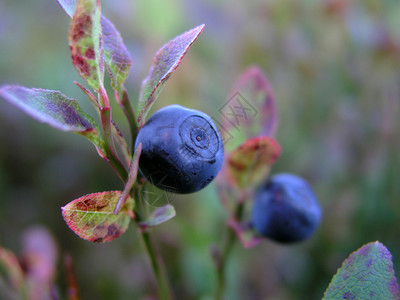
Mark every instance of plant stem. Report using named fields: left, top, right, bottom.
left=134, top=188, right=173, bottom=300
left=140, top=230, right=173, bottom=300
left=100, top=107, right=128, bottom=181
left=103, top=141, right=128, bottom=182
left=98, top=86, right=128, bottom=181
left=215, top=202, right=245, bottom=300
left=115, top=88, right=139, bottom=153
left=215, top=226, right=236, bottom=300
left=64, top=253, right=80, bottom=300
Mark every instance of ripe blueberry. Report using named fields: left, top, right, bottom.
left=135, top=105, right=224, bottom=194
left=251, top=173, right=322, bottom=243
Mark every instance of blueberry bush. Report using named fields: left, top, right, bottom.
left=0, top=0, right=399, bottom=299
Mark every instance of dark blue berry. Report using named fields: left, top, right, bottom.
left=135, top=105, right=224, bottom=194
left=251, top=173, right=322, bottom=243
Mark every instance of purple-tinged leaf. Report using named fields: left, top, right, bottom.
left=59, top=0, right=133, bottom=90
left=226, top=136, right=281, bottom=188
left=137, top=24, right=205, bottom=125
left=61, top=191, right=134, bottom=243
left=57, top=0, right=76, bottom=17
left=0, top=247, right=26, bottom=298
left=21, top=226, right=58, bottom=300
left=101, top=17, right=133, bottom=90
left=0, top=85, right=102, bottom=150
left=323, top=241, right=399, bottom=300
left=0, top=85, right=97, bottom=130
left=139, top=204, right=176, bottom=228
left=113, top=143, right=142, bottom=214
left=229, top=219, right=262, bottom=249
left=68, top=0, right=104, bottom=92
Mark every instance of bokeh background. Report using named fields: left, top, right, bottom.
left=1, top=0, right=400, bottom=299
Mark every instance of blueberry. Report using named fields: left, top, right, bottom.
left=135, top=105, right=224, bottom=194
left=251, top=173, right=322, bottom=243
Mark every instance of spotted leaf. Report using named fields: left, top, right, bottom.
left=137, top=24, right=205, bottom=125
left=323, top=241, right=399, bottom=300
left=226, top=136, right=281, bottom=188
left=58, top=0, right=133, bottom=90
left=61, top=191, right=134, bottom=243
left=68, top=0, right=104, bottom=92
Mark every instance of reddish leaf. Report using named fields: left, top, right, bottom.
left=68, top=0, right=104, bottom=92
left=137, top=24, right=205, bottom=125
left=226, top=136, right=281, bottom=188
left=222, top=66, right=278, bottom=150
left=62, top=191, right=134, bottom=243
left=59, top=0, right=133, bottom=90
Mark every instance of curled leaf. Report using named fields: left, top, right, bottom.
left=137, top=24, right=205, bottom=124
left=62, top=191, right=134, bottom=243
left=323, top=241, right=399, bottom=300
left=226, top=136, right=281, bottom=188
left=139, top=204, right=176, bottom=228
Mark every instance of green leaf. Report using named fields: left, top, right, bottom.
left=323, top=241, right=399, bottom=300
left=137, top=24, right=205, bottom=125
left=222, top=66, right=278, bottom=151
left=0, top=85, right=102, bottom=149
left=68, top=0, right=104, bottom=92
left=59, top=0, right=133, bottom=90
left=61, top=191, right=134, bottom=243
left=139, top=204, right=176, bottom=228
left=226, top=136, right=281, bottom=188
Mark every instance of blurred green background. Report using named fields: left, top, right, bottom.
left=1, top=0, right=400, bottom=299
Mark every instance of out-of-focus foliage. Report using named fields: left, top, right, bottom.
left=0, top=0, right=399, bottom=299
left=323, top=241, right=398, bottom=300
